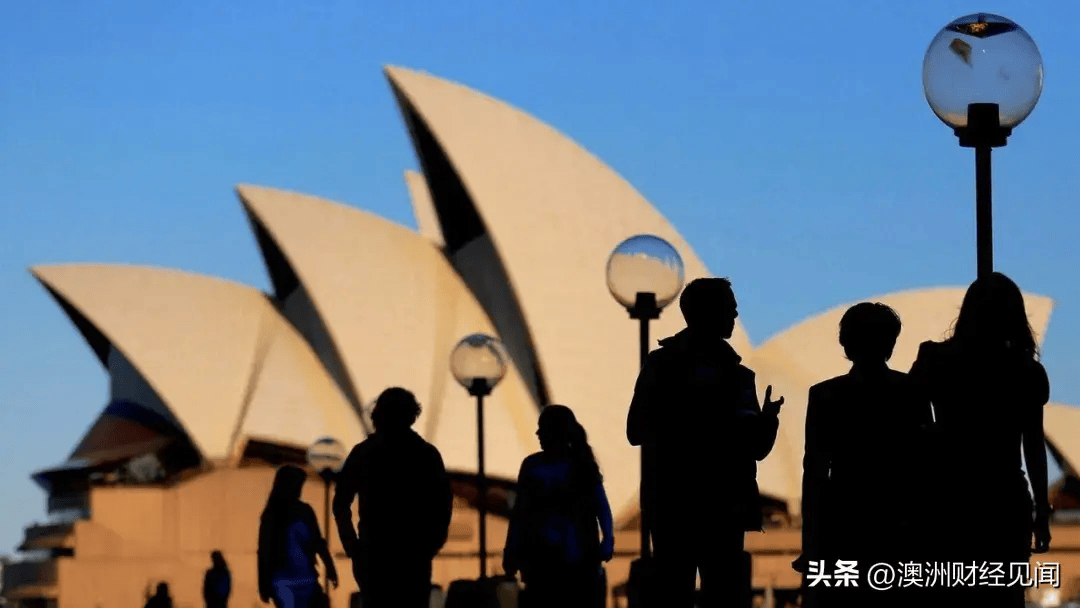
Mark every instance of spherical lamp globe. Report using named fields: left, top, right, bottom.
left=606, top=234, right=685, bottom=310
left=306, top=437, right=347, bottom=473
left=923, top=13, right=1043, bottom=129
left=451, top=333, right=509, bottom=395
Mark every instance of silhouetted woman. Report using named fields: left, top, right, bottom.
left=258, top=465, right=338, bottom=608
left=504, top=405, right=615, bottom=608
left=909, top=272, right=1051, bottom=608
left=794, top=303, right=931, bottom=608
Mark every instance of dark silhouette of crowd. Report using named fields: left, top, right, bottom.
left=250, top=271, right=1051, bottom=608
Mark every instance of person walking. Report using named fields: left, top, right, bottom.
left=333, top=387, right=454, bottom=608
left=257, top=465, right=339, bottom=608
left=503, top=404, right=615, bottom=608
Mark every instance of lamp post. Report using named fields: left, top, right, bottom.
left=923, top=12, right=1043, bottom=278
left=606, top=234, right=685, bottom=561
left=450, top=333, right=509, bottom=579
left=306, top=436, right=347, bottom=601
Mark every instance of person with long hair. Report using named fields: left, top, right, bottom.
left=257, top=464, right=338, bottom=608
left=793, top=302, right=931, bottom=608
left=909, top=272, right=1051, bottom=607
left=503, top=405, right=615, bottom=608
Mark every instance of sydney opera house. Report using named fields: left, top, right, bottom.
left=3, top=66, right=1080, bottom=608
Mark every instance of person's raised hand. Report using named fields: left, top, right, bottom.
left=762, top=385, right=784, bottom=417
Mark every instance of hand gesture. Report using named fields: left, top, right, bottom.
left=762, top=385, right=784, bottom=417
left=1033, top=511, right=1052, bottom=553
left=328, top=569, right=339, bottom=589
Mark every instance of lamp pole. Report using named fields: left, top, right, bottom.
left=628, top=292, right=660, bottom=559
left=450, top=333, right=508, bottom=581
left=956, top=102, right=1010, bottom=279
left=469, top=377, right=492, bottom=578
left=320, top=467, right=335, bottom=599
left=922, top=13, right=1042, bottom=280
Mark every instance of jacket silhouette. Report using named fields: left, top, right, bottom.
left=626, top=277, right=782, bottom=608
left=796, top=302, right=931, bottom=608
left=333, top=387, right=453, bottom=608
left=203, top=551, right=231, bottom=608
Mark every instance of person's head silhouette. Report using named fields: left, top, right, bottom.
left=268, top=464, right=306, bottom=504
left=679, top=277, right=737, bottom=340
left=536, top=404, right=602, bottom=484
left=155, top=582, right=170, bottom=598
left=838, top=302, right=902, bottom=366
left=371, top=387, right=422, bottom=433
left=210, top=550, right=226, bottom=570
left=952, top=271, right=1037, bottom=356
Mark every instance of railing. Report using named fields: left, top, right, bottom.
left=0, top=560, right=58, bottom=594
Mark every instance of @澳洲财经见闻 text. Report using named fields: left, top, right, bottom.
left=802, top=560, right=1061, bottom=590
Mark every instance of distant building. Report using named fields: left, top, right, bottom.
left=4, top=66, right=1080, bottom=608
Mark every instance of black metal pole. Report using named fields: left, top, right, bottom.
left=322, top=469, right=333, bottom=602
left=976, top=145, right=993, bottom=278
left=630, top=292, right=660, bottom=562
left=638, top=315, right=651, bottom=561
left=475, top=384, right=488, bottom=579
left=955, top=102, right=1010, bottom=280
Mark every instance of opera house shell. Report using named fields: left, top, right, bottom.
left=4, top=66, right=1080, bottom=607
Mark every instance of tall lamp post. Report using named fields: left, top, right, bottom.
left=306, top=437, right=347, bottom=602
left=606, top=234, right=685, bottom=562
left=450, top=333, right=509, bottom=579
left=923, top=13, right=1043, bottom=278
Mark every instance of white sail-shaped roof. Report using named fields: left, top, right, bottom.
left=750, top=287, right=1054, bottom=510
left=386, top=65, right=753, bottom=519
left=236, top=185, right=539, bottom=481
left=31, top=264, right=365, bottom=460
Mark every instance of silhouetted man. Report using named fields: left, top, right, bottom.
left=794, top=302, right=931, bottom=608
left=333, top=387, right=454, bottom=608
left=627, top=277, right=783, bottom=608
left=203, top=550, right=231, bottom=608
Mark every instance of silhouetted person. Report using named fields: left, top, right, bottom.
left=204, top=550, right=231, bottom=608
left=333, top=387, right=453, bottom=608
left=627, top=277, right=784, bottom=608
left=144, top=582, right=173, bottom=608
left=793, top=303, right=931, bottom=608
left=504, top=404, right=615, bottom=608
left=257, top=464, right=339, bottom=608
left=909, top=272, right=1051, bottom=608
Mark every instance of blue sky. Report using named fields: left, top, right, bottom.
left=1, top=1, right=1077, bottom=554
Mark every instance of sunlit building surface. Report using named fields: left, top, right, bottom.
left=4, top=67, right=1079, bottom=608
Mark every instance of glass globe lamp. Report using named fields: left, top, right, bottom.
left=606, top=234, right=685, bottom=313
left=923, top=13, right=1043, bottom=130
left=450, top=333, right=509, bottom=396
left=306, top=436, right=346, bottom=474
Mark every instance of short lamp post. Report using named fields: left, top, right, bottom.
left=450, top=333, right=509, bottom=579
left=923, top=12, right=1043, bottom=279
left=606, top=234, right=685, bottom=560
left=306, top=437, right=347, bottom=601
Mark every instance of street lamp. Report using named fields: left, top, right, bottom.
left=450, top=333, right=509, bottom=579
left=923, top=12, right=1043, bottom=278
left=306, top=436, right=347, bottom=600
left=606, top=234, right=685, bottom=560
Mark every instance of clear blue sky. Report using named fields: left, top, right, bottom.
left=2, top=1, right=1077, bottom=554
